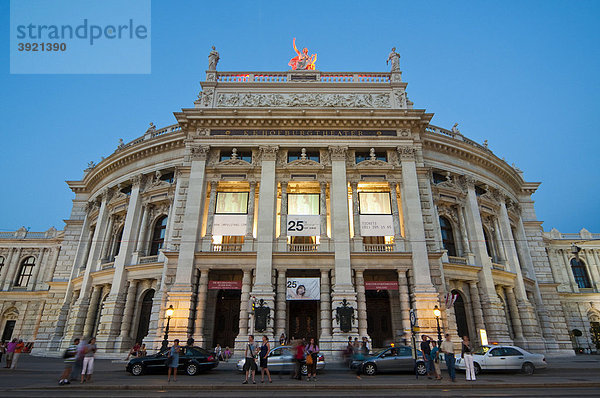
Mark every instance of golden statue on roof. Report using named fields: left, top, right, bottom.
left=288, top=38, right=317, bottom=70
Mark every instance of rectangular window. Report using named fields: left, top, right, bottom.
left=356, top=152, right=387, bottom=163
left=358, top=192, right=392, bottom=215
left=288, top=151, right=320, bottom=163
left=287, top=193, right=320, bottom=215
left=215, top=192, right=249, bottom=214
left=220, top=150, right=252, bottom=163
left=15, top=264, right=34, bottom=287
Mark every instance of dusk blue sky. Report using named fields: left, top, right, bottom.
left=1, top=0, right=598, bottom=233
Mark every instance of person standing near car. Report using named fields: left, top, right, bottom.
left=305, top=338, right=319, bottom=382
left=243, top=335, right=258, bottom=384
left=430, top=340, right=442, bottom=380
left=259, top=335, right=272, bottom=383
left=80, top=337, right=96, bottom=383
left=11, top=339, right=25, bottom=370
left=440, top=334, right=456, bottom=382
left=167, top=339, right=180, bottom=382
left=461, top=335, right=476, bottom=381
left=292, top=339, right=304, bottom=380
left=420, top=335, right=433, bottom=378
left=5, top=338, right=16, bottom=369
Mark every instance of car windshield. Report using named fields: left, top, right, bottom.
left=472, top=346, right=490, bottom=355
left=373, top=349, right=389, bottom=357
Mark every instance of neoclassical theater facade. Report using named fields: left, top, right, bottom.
left=1, top=55, right=599, bottom=357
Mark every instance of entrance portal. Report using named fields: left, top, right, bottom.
left=212, top=289, right=241, bottom=348
left=135, top=289, right=155, bottom=344
left=288, top=300, right=319, bottom=340
left=366, top=290, right=393, bottom=348
left=2, top=320, right=16, bottom=342
left=452, top=290, right=469, bottom=339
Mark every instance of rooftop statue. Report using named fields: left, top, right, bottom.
left=208, top=46, right=220, bottom=71
left=386, top=47, right=400, bottom=72
left=288, top=38, right=317, bottom=70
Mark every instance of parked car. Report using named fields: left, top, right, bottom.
left=352, top=346, right=427, bottom=376
left=236, top=345, right=325, bottom=375
left=126, top=346, right=219, bottom=376
left=455, top=345, right=547, bottom=375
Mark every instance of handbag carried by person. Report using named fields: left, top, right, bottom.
left=306, top=353, right=314, bottom=365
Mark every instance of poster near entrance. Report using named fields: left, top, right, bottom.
left=286, top=277, right=320, bottom=300
left=286, top=215, right=320, bottom=236
left=360, top=214, right=394, bottom=236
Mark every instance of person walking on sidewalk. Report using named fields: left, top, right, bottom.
left=420, top=335, right=433, bottom=378
left=5, top=339, right=16, bottom=369
left=242, top=335, right=258, bottom=384
left=430, top=341, right=442, bottom=380
left=10, top=339, right=24, bottom=370
left=80, top=337, right=96, bottom=383
left=305, top=338, right=319, bottom=381
left=71, top=338, right=85, bottom=381
left=0, top=341, right=5, bottom=365
left=440, top=334, right=456, bottom=382
left=167, top=339, right=180, bottom=382
left=462, top=335, right=476, bottom=381
left=259, top=335, right=272, bottom=383
left=292, top=339, right=304, bottom=380
left=59, top=338, right=79, bottom=385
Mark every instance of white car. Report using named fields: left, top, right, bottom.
left=455, top=345, right=547, bottom=375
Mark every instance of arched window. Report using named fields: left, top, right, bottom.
left=15, top=256, right=35, bottom=287
left=149, top=216, right=168, bottom=255
left=571, top=258, right=592, bottom=289
left=439, top=217, right=457, bottom=257
left=482, top=227, right=493, bottom=258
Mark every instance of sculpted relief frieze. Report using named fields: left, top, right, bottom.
left=214, top=92, right=392, bottom=108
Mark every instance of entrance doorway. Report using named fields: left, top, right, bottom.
left=135, top=289, right=155, bottom=344
left=366, top=290, right=393, bottom=348
left=288, top=301, right=319, bottom=341
left=453, top=290, right=469, bottom=339
left=212, top=289, right=241, bottom=348
left=2, top=320, right=16, bottom=342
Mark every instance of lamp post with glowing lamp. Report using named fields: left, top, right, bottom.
left=433, top=305, right=442, bottom=347
left=161, top=305, right=175, bottom=350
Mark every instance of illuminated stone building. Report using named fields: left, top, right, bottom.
left=1, top=51, right=595, bottom=357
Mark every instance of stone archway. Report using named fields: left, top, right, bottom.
left=1, top=307, right=19, bottom=342
left=135, top=289, right=155, bottom=345
left=451, top=290, right=470, bottom=339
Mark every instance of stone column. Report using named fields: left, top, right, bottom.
left=236, top=270, right=252, bottom=353
left=389, top=181, right=402, bottom=250
left=134, top=204, right=152, bottom=256
left=467, top=281, right=486, bottom=345
left=100, top=215, right=115, bottom=262
left=582, top=249, right=600, bottom=291
left=162, top=169, right=184, bottom=253
left=193, top=269, right=209, bottom=346
left=277, top=180, right=288, bottom=251
left=560, top=249, right=579, bottom=292
left=98, top=175, right=145, bottom=350
left=41, top=247, right=61, bottom=289
left=505, top=287, right=524, bottom=342
left=461, top=176, right=510, bottom=343
left=245, top=181, right=257, bottom=239
left=320, top=270, right=332, bottom=338
left=398, top=270, right=411, bottom=335
left=275, top=270, right=287, bottom=339
left=83, top=285, right=102, bottom=338
left=350, top=181, right=362, bottom=251
left=492, top=218, right=506, bottom=264
left=458, top=206, right=472, bottom=259
left=320, top=182, right=328, bottom=239
left=355, top=270, right=368, bottom=338
left=169, top=145, right=209, bottom=342
left=203, top=181, right=218, bottom=246
left=116, top=280, right=138, bottom=345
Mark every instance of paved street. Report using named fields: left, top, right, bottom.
left=1, top=354, right=600, bottom=397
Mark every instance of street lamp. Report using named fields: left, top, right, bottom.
left=433, top=305, right=442, bottom=346
left=161, top=305, right=175, bottom=350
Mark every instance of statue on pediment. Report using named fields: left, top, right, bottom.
left=288, top=38, right=317, bottom=70
left=387, top=47, right=400, bottom=72
left=208, top=46, right=220, bottom=71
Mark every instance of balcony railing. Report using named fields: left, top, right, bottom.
left=101, top=262, right=114, bottom=270
left=364, top=243, right=395, bottom=253
left=211, top=243, right=243, bottom=252
left=288, top=243, right=319, bottom=252
left=448, top=256, right=468, bottom=265
left=139, top=255, right=159, bottom=264
left=215, top=71, right=391, bottom=84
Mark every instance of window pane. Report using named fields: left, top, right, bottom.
left=287, top=194, right=319, bottom=215
left=359, top=192, right=392, bottom=215
left=215, top=192, right=249, bottom=214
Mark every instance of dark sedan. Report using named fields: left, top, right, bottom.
left=126, top=346, right=219, bottom=376
left=352, top=346, right=427, bottom=376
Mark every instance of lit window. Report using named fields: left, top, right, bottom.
left=15, top=256, right=35, bottom=287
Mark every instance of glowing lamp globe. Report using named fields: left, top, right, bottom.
left=433, top=306, right=441, bottom=318
left=165, top=305, right=174, bottom=318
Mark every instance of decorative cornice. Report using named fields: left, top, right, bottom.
left=189, top=145, right=210, bottom=161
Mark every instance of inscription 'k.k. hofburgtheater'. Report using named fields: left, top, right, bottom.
left=210, top=129, right=397, bottom=137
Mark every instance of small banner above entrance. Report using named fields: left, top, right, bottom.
left=208, top=281, right=242, bottom=290
left=364, top=281, right=399, bottom=290
left=212, top=214, right=247, bottom=236
left=286, top=215, right=320, bottom=236
left=360, top=215, right=394, bottom=236
left=286, top=277, right=320, bottom=300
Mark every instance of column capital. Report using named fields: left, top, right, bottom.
left=259, top=145, right=279, bottom=161
left=396, top=145, right=416, bottom=160
left=460, top=175, right=478, bottom=189
left=189, top=144, right=210, bottom=161
left=328, top=145, right=348, bottom=161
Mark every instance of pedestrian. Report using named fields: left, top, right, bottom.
left=0, top=341, right=5, bottom=365
left=242, top=335, right=258, bottom=384
left=126, top=342, right=140, bottom=360
left=59, top=338, right=79, bottom=385
left=80, top=337, right=96, bottom=383
left=430, top=341, right=442, bottom=380
left=11, top=339, right=24, bottom=369
left=462, top=335, right=475, bottom=381
left=167, top=339, right=180, bottom=382
left=186, top=337, right=195, bottom=347
left=215, top=344, right=222, bottom=361
left=292, top=339, right=304, bottom=380
left=279, top=333, right=287, bottom=346
left=305, top=337, right=319, bottom=381
left=259, top=335, right=272, bottom=383
left=362, top=337, right=369, bottom=354
left=353, top=337, right=359, bottom=350
left=71, top=338, right=85, bottom=381
left=5, top=339, right=16, bottom=369
left=440, top=333, right=456, bottom=382
left=138, top=344, right=147, bottom=357
left=420, top=335, right=433, bottom=378
left=224, top=346, right=231, bottom=361
left=354, top=342, right=366, bottom=379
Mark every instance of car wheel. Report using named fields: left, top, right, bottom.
left=416, top=362, right=427, bottom=376
left=474, top=362, right=481, bottom=375
left=363, top=363, right=376, bottom=376
left=301, top=364, right=308, bottom=375
left=186, top=363, right=198, bottom=376
left=521, top=362, right=535, bottom=375
left=131, top=363, right=144, bottom=376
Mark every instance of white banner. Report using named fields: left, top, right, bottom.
left=360, top=214, right=394, bottom=236
left=286, top=215, right=320, bottom=236
left=286, top=277, right=320, bottom=300
left=212, top=214, right=247, bottom=236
